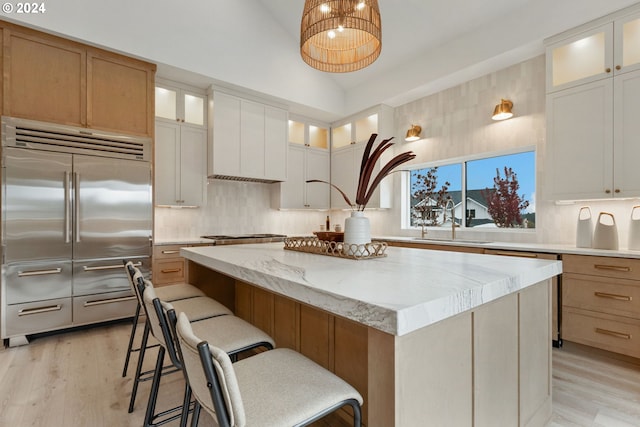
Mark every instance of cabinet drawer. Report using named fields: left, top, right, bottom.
left=154, top=245, right=184, bottom=260
left=563, top=273, right=640, bottom=319
left=4, top=297, right=72, bottom=337
left=73, top=290, right=137, bottom=326
left=562, top=254, right=640, bottom=280
left=563, top=308, right=640, bottom=358
left=154, top=259, right=186, bottom=285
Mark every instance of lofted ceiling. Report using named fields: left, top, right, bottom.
left=5, top=0, right=640, bottom=122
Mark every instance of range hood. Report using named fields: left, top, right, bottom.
left=208, top=174, right=280, bottom=184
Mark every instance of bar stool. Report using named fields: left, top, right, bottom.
left=127, top=266, right=233, bottom=414
left=175, top=312, right=363, bottom=427
left=140, top=277, right=275, bottom=427
left=122, top=260, right=207, bottom=377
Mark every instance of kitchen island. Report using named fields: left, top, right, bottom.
left=182, top=243, right=562, bottom=427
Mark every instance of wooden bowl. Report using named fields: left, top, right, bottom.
left=314, top=231, right=344, bottom=242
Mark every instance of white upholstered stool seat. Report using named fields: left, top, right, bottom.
left=177, top=312, right=363, bottom=427
left=168, top=296, right=232, bottom=321
left=155, top=283, right=205, bottom=302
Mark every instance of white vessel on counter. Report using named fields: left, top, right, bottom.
left=592, top=212, right=619, bottom=250
left=575, top=206, right=593, bottom=248
left=628, top=206, right=640, bottom=251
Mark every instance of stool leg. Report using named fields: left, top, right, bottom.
left=122, top=303, right=141, bottom=377
left=179, top=383, right=192, bottom=427
left=143, top=346, right=166, bottom=427
left=190, top=401, right=201, bottom=427
left=129, top=319, right=151, bottom=413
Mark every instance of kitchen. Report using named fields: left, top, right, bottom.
left=2, top=0, right=640, bottom=426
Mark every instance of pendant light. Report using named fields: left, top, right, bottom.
left=300, top=0, right=382, bottom=73
left=492, top=99, right=514, bottom=121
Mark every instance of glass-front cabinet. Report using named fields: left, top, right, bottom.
left=274, top=117, right=330, bottom=209
left=330, top=105, right=394, bottom=209
left=546, top=10, right=640, bottom=92
left=154, top=79, right=207, bottom=207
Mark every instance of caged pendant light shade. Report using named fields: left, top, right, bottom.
left=300, top=0, right=382, bottom=73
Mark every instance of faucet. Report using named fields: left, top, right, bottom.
left=444, top=198, right=456, bottom=240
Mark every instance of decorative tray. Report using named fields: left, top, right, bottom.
left=283, top=236, right=387, bottom=260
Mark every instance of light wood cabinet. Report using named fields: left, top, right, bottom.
left=87, top=50, right=154, bottom=136
left=562, top=254, right=640, bottom=358
left=153, top=243, right=212, bottom=286
left=484, top=249, right=561, bottom=345
left=1, top=21, right=155, bottom=136
left=6, top=30, right=86, bottom=127
left=210, top=90, right=287, bottom=182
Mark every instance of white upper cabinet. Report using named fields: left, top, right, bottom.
left=545, top=5, right=640, bottom=201
left=209, top=90, right=287, bottom=182
left=546, top=10, right=640, bottom=93
left=154, top=81, right=208, bottom=207
left=274, top=118, right=330, bottom=209
left=156, top=80, right=206, bottom=127
left=330, top=105, right=394, bottom=209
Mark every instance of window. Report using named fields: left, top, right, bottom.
left=408, top=150, right=535, bottom=230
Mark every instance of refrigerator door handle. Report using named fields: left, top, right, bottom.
left=82, top=261, right=141, bottom=272
left=18, top=267, right=63, bottom=277
left=74, top=172, right=80, bottom=243
left=64, top=171, right=71, bottom=243
left=83, top=295, right=136, bottom=307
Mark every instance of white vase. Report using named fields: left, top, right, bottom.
left=576, top=206, right=593, bottom=248
left=628, top=206, right=640, bottom=250
left=344, top=211, right=371, bottom=251
left=592, top=212, right=618, bottom=250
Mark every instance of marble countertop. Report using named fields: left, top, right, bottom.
left=181, top=243, right=562, bottom=337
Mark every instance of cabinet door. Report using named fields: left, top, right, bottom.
left=306, top=148, right=330, bottom=209
left=212, top=92, right=241, bottom=177
left=613, top=70, right=640, bottom=197
left=240, top=100, right=265, bottom=180
left=8, top=32, right=85, bottom=126
left=179, top=126, right=207, bottom=206
left=546, top=24, right=613, bottom=93
left=331, top=147, right=355, bottom=209
left=264, top=106, right=288, bottom=181
left=155, top=121, right=180, bottom=206
left=87, top=51, right=154, bottom=136
left=546, top=79, right=613, bottom=200
left=280, top=145, right=306, bottom=209
left=614, top=12, right=640, bottom=75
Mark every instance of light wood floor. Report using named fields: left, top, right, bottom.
left=0, top=321, right=639, bottom=426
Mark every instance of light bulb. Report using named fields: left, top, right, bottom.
left=327, top=30, right=336, bottom=39
left=337, top=25, right=344, bottom=32
left=320, top=3, right=330, bottom=13
left=356, top=1, right=365, bottom=10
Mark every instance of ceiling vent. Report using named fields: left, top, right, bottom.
left=1, top=116, right=150, bottom=161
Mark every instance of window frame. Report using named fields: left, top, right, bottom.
left=403, top=146, right=536, bottom=232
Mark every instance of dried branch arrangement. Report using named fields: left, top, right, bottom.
left=308, top=133, right=416, bottom=211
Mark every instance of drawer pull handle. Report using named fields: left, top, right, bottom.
left=595, top=328, right=631, bottom=340
left=493, top=251, right=538, bottom=258
left=594, top=291, right=632, bottom=301
left=161, top=250, right=180, bottom=255
left=18, top=305, right=62, bottom=316
left=84, top=262, right=141, bottom=272
left=594, top=264, right=631, bottom=272
left=18, top=268, right=62, bottom=277
left=161, top=268, right=182, bottom=274
left=84, top=295, right=136, bottom=307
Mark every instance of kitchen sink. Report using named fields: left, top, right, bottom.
left=411, top=237, right=492, bottom=244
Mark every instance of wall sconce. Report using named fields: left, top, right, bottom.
left=405, top=124, right=422, bottom=142
left=492, top=99, right=514, bottom=121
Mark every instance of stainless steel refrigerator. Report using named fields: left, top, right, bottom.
left=1, top=116, right=152, bottom=347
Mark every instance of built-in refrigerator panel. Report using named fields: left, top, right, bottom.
left=73, top=154, right=151, bottom=260
left=2, top=147, right=73, bottom=263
